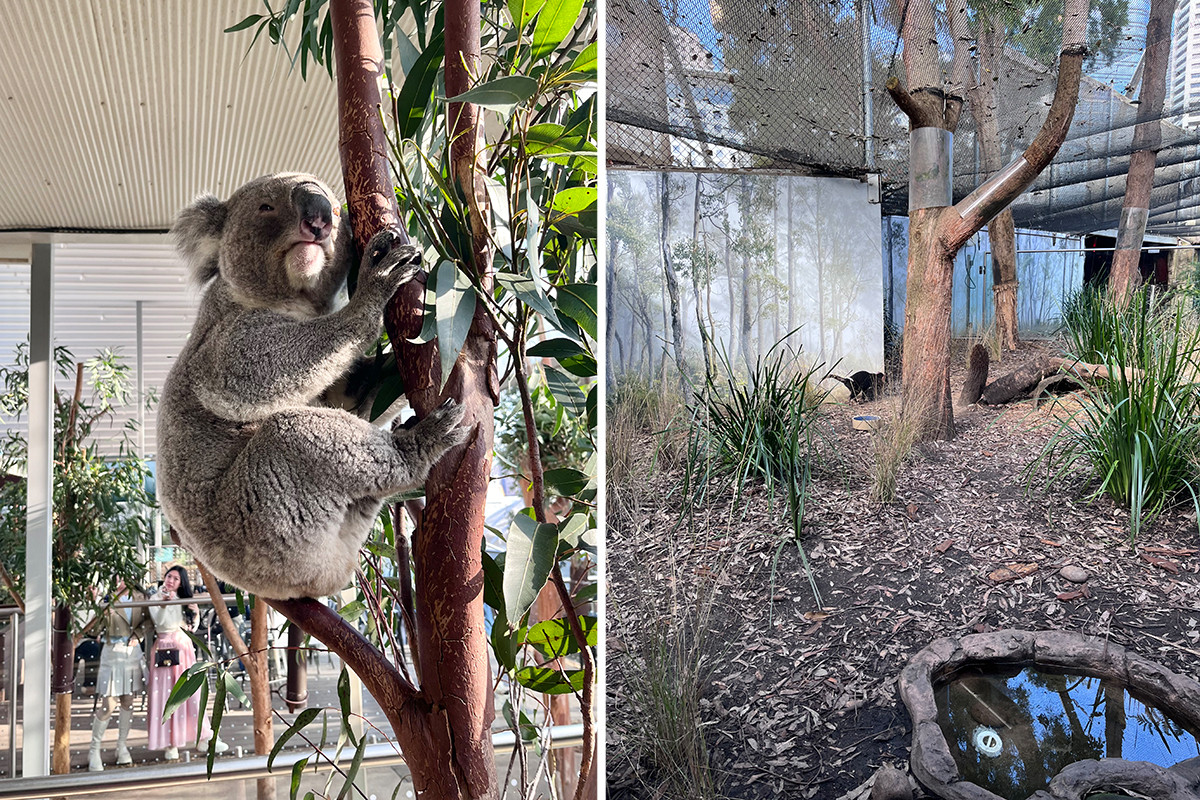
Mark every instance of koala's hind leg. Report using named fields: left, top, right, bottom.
left=215, top=404, right=466, bottom=598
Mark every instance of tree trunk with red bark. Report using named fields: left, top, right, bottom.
left=269, top=2, right=500, bottom=798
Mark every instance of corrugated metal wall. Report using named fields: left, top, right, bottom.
left=882, top=217, right=1085, bottom=339
left=0, top=239, right=197, bottom=461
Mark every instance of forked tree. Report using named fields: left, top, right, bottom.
left=890, top=0, right=1089, bottom=440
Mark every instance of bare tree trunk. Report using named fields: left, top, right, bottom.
left=1110, top=0, right=1173, bottom=304
left=952, top=13, right=1021, bottom=351
left=660, top=173, right=687, bottom=394
left=739, top=177, right=753, bottom=374
left=691, top=175, right=713, bottom=380
left=51, top=603, right=73, bottom=775
left=891, top=0, right=1087, bottom=440
left=195, top=561, right=275, bottom=800
left=787, top=178, right=795, bottom=335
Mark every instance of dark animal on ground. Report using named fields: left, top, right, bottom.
left=832, top=371, right=886, bottom=401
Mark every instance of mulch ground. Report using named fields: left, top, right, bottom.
left=606, top=339, right=1200, bottom=800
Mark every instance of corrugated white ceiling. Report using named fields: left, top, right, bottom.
left=0, top=0, right=344, bottom=231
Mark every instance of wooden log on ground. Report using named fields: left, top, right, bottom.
left=1047, top=357, right=1143, bottom=383
left=980, top=356, right=1053, bottom=405
left=959, top=344, right=990, bottom=406
left=1032, top=374, right=1086, bottom=408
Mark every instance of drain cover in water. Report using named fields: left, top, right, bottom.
left=972, top=726, right=1003, bottom=757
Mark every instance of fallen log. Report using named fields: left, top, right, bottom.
left=980, top=356, right=1053, bottom=405
left=1031, top=374, right=1086, bottom=408
left=1047, top=357, right=1143, bottom=383
left=959, top=344, right=990, bottom=406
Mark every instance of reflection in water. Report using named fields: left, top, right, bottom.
left=934, top=666, right=1200, bottom=799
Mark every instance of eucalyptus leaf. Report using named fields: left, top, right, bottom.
left=161, top=664, right=208, bottom=724
left=435, top=262, right=478, bottom=390
left=526, top=337, right=588, bottom=361
left=542, top=467, right=588, bottom=496
left=515, top=665, right=586, bottom=694
left=568, top=41, right=598, bottom=75
left=550, top=186, right=597, bottom=215
left=530, top=0, right=585, bottom=61
left=555, top=283, right=597, bottom=339
left=543, top=367, right=587, bottom=415
left=497, top=271, right=557, bottom=321
left=394, top=33, right=445, bottom=140
left=447, top=75, right=539, bottom=115
left=502, top=512, right=558, bottom=627
left=508, top=0, right=548, bottom=31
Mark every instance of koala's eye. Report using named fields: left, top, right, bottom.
left=259, top=203, right=275, bottom=213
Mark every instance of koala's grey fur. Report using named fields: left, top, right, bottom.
left=157, top=173, right=467, bottom=600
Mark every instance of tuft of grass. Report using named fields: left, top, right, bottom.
left=1059, top=280, right=1136, bottom=365
left=606, top=375, right=686, bottom=487
left=622, top=600, right=720, bottom=800
left=1031, top=288, right=1200, bottom=541
left=702, top=343, right=831, bottom=607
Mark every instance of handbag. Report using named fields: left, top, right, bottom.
left=155, top=648, right=180, bottom=668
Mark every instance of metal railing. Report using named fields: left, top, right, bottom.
left=0, top=724, right=585, bottom=799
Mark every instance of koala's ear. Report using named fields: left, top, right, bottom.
left=172, top=194, right=227, bottom=285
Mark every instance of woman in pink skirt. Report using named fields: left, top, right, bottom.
left=147, top=565, right=225, bottom=760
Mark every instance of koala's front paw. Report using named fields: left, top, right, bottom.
left=361, top=229, right=421, bottom=299
left=408, top=398, right=471, bottom=457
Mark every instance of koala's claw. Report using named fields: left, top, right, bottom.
left=412, top=398, right=470, bottom=451
left=366, top=228, right=404, bottom=267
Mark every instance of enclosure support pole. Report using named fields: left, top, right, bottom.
left=24, top=241, right=54, bottom=781
left=860, top=0, right=875, bottom=169
left=136, top=301, right=144, bottom=457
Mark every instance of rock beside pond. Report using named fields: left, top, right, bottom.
left=1059, top=565, right=1089, bottom=583
left=870, top=764, right=913, bottom=800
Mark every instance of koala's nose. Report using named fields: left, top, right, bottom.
left=294, top=187, right=333, bottom=242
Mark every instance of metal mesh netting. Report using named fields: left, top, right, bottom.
left=606, top=0, right=1200, bottom=236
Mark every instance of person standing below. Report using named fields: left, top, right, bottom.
left=88, top=580, right=152, bottom=771
left=147, top=565, right=226, bottom=760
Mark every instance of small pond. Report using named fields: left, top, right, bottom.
left=934, top=665, right=1200, bottom=799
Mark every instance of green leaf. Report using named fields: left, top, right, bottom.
left=555, top=283, right=597, bottom=339
left=557, top=512, right=589, bottom=550
left=550, top=186, right=596, bottom=215
left=162, top=665, right=208, bottom=724
left=269, top=707, right=323, bottom=771
left=530, top=0, right=585, bottom=61
left=290, top=756, right=310, bottom=800
left=586, top=383, right=598, bottom=430
left=543, top=467, right=588, bottom=496
left=207, top=676, right=227, bottom=776
left=525, top=124, right=598, bottom=173
left=560, top=352, right=598, bottom=379
left=515, top=665, right=586, bottom=694
left=370, top=371, right=405, bottom=422
left=497, top=271, right=557, bottom=321
left=575, top=581, right=598, bottom=603
left=508, top=0, right=548, bottom=31
left=435, top=262, right=478, bottom=391
left=568, top=41, right=598, bottom=76
left=337, top=599, right=366, bottom=623
left=223, top=670, right=249, bottom=708
left=394, top=33, right=445, bottom=140
left=543, top=367, right=587, bottom=416
left=224, top=14, right=264, bottom=33
left=336, top=736, right=369, bottom=800
left=338, top=667, right=358, bottom=747
left=503, top=512, right=559, bottom=626
left=526, top=615, right=597, bottom=659
left=482, top=549, right=505, bottom=615
left=446, top=75, right=539, bottom=115
left=527, top=338, right=588, bottom=361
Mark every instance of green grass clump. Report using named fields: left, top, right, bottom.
left=1034, top=288, right=1200, bottom=540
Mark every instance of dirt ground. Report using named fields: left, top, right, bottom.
left=606, top=339, right=1200, bottom=800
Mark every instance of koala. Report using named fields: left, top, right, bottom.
left=157, top=173, right=468, bottom=600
